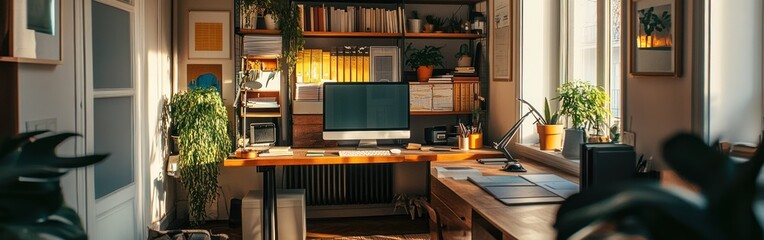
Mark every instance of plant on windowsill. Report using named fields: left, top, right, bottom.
left=556, top=80, right=609, bottom=159
left=405, top=43, right=444, bottom=82
left=170, top=87, right=232, bottom=227
left=519, top=98, right=563, bottom=150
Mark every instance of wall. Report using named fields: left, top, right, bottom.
left=488, top=0, right=519, bottom=143
left=707, top=0, right=762, bottom=143
left=623, top=0, right=695, bottom=168
left=17, top=0, right=81, bottom=217
left=145, top=0, right=175, bottom=229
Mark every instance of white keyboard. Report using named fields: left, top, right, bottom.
left=338, top=150, right=392, bottom=157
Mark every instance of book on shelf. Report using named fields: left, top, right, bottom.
left=428, top=77, right=452, bottom=82
left=298, top=4, right=401, bottom=33
left=453, top=76, right=479, bottom=82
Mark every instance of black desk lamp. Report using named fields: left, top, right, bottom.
left=492, top=110, right=534, bottom=172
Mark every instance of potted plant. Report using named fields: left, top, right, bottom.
left=556, top=81, right=610, bottom=159
left=407, top=10, right=422, bottom=33
left=170, top=88, right=232, bottom=226
left=424, top=15, right=444, bottom=33
left=519, top=98, right=563, bottom=150
left=455, top=43, right=472, bottom=67
left=405, top=43, right=444, bottom=82
left=240, top=0, right=304, bottom=76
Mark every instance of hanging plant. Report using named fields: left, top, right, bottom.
left=271, top=0, right=304, bottom=77
left=170, top=88, right=231, bottom=226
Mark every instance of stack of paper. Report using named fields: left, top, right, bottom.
left=295, top=83, right=323, bottom=100
left=246, top=97, right=279, bottom=108
left=432, top=84, right=453, bottom=111
left=260, top=146, right=293, bottom=157
left=409, top=84, right=432, bottom=111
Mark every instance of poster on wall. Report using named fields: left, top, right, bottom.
left=630, top=0, right=682, bottom=77
left=187, top=64, right=223, bottom=97
left=188, top=11, right=230, bottom=59
left=494, top=0, right=510, bottom=29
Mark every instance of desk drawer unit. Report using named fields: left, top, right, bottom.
left=292, top=114, right=337, bottom=148
left=431, top=176, right=472, bottom=237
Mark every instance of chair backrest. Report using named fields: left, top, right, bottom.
left=417, top=199, right=443, bottom=240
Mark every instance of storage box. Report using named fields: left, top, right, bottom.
left=242, top=189, right=306, bottom=240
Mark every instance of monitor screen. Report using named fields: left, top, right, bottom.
left=323, top=82, right=410, bottom=143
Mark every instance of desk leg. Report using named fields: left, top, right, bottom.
left=258, top=166, right=278, bottom=240
left=425, top=161, right=431, bottom=202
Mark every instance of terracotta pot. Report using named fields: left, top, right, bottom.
left=423, top=23, right=434, bottom=33
left=457, top=56, right=472, bottom=67
left=264, top=14, right=277, bottom=30
left=537, top=124, right=563, bottom=150
left=416, top=65, right=434, bottom=82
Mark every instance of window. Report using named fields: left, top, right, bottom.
left=566, top=0, right=621, bottom=121
left=520, top=0, right=622, bottom=149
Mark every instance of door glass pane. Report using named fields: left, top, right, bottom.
left=93, top=2, right=132, bottom=89
left=570, top=0, right=598, bottom=84
left=94, top=97, right=134, bottom=199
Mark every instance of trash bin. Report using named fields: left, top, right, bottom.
left=242, top=189, right=306, bottom=240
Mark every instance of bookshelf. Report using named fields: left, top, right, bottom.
left=235, top=0, right=488, bottom=146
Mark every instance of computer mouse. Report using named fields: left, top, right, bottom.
left=390, top=149, right=402, bottom=154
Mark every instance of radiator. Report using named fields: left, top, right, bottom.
left=283, top=164, right=393, bottom=206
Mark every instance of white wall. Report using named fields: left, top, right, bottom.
left=488, top=0, right=519, bottom=143
left=17, top=0, right=81, bottom=217
left=707, top=0, right=763, bottom=143
left=144, top=0, right=175, bottom=229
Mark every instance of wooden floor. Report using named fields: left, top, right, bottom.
left=200, top=215, right=429, bottom=240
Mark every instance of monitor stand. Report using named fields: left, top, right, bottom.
left=356, top=139, right=380, bottom=150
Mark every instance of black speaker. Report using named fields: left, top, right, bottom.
left=229, top=198, right=241, bottom=227
left=250, top=122, right=276, bottom=145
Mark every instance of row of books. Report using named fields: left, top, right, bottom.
left=297, top=5, right=403, bottom=33
left=410, top=82, right=480, bottom=112
left=427, top=75, right=480, bottom=83
left=296, top=47, right=371, bottom=84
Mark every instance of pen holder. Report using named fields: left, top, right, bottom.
left=469, top=133, right=483, bottom=149
left=458, top=136, right=470, bottom=151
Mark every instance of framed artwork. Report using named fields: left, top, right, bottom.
left=187, top=64, right=223, bottom=96
left=0, top=0, right=62, bottom=64
left=630, top=0, right=682, bottom=77
left=188, top=11, right=230, bottom=59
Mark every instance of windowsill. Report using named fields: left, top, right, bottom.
left=509, top=143, right=580, bottom=176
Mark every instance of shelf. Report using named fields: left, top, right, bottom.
left=242, top=112, right=282, bottom=118
left=303, top=32, right=403, bottom=38
left=405, top=0, right=484, bottom=4
left=404, top=33, right=483, bottom=39
left=237, top=29, right=281, bottom=35
left=410, top=111, right=472, bottom=116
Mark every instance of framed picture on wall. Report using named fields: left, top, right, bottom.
left=0, top=0, right=62, bottom=64
left=188, top=11, right=230, bottom=59
left=629, top=0, right=682, bottom=77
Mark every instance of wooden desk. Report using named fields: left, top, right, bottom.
left=430, top=160, right=578, bottom=240
left=224, top=148, right=503, bottom=240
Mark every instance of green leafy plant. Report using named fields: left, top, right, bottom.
left=445, top=13, right=461, bottom=33
left=556, top=81, right=610, bottom=132
left=240, top=0, right=304, bottom=77
left=404, top=43, right=444, bottom=69
left=0, top=131, right=108, bottom=239
left=170, top=88, right=232, bottom=227
left=638, top=7, right=671, bottom=37
left=410, top=10, right=420, bottom=19
left=455, top=43, right=471, bottom=59
left=425, top=15, right=445, bottom=31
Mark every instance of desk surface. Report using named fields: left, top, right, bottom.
left=431, top=159, right=578, bottom=239
left=224, top=148, right=504, bottom=167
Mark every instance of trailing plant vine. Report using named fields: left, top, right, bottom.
left=170, top=88, right=231, bottom=226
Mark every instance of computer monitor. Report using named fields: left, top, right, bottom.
left=323, top=82, right=410, bottom=148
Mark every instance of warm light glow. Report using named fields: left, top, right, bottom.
left=637, top=33, right=672, bottom=49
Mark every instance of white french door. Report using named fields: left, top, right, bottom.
left=85, top=0, right=143, bottom=238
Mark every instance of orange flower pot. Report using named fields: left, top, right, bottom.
left=417, top=65, right=434, bottom=82
left=537, top=124, right=563, bottom=150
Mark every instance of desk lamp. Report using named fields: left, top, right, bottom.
left=492, top=110, right=533, bottom=172
left=233, top=57, right=261, bottom=137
